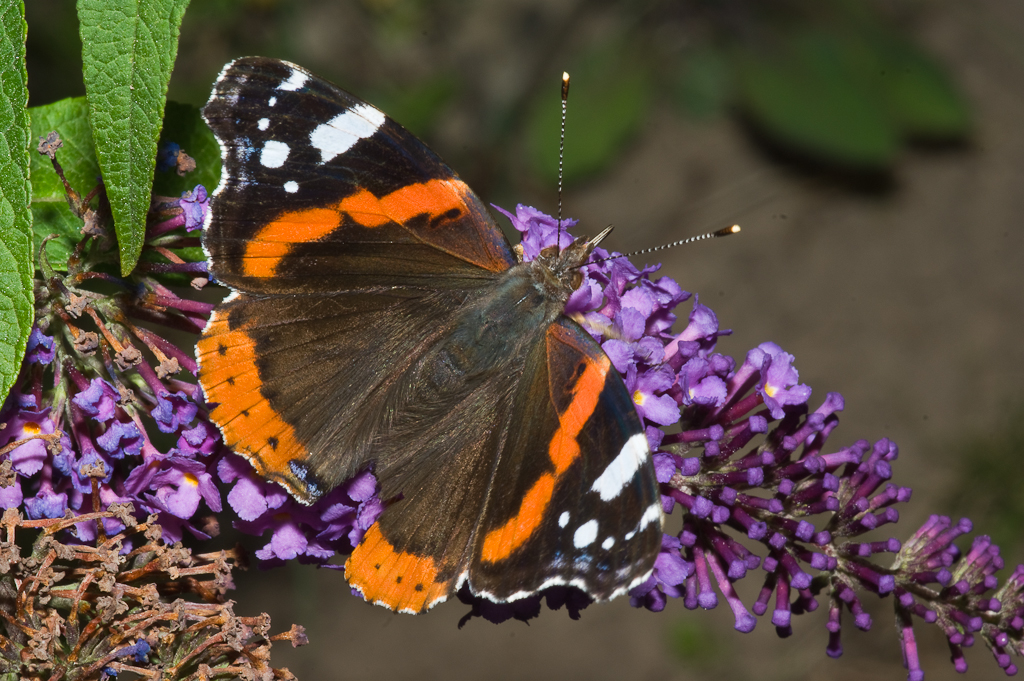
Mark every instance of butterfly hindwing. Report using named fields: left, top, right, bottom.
left=346, top=318, right=660, bottom=611
left=468, top=318, right=662, bottom=601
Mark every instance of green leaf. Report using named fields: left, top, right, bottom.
left=869, top=32, right=971, bottom=139
left=152, top=101, right=221, bottom=197
left=732, top=30, right=898, bottom=168
left=730, top=25, right=970, bottom=168
left=28, top=97, right=100, bottom=270
left=0, top=2, right=32, bottom=405
left=77, top=0, right=191, bottom=276
left=526, top=40, right=654, bottom=184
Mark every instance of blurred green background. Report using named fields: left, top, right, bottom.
left=25, top=0, right=1024, bottom=679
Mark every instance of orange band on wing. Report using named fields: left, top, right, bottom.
left=480, top=473, right=556, bottom=563
left=243, top=208, right=344, bottom=278
left=480, top=341, right=610, bottom=563
left=242, top=179, right=471, bottom=278
left=547, top=353, right=609, bottom=474
left=336, top=181, right=466, bottom=229
left=346, top=523, right=453, bottom=613
left=196, top=323, right=308, bottom=490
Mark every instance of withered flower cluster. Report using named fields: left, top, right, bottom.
left=0, top=503, right=305, bottom=679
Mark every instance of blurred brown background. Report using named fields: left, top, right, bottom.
left=26, top=0, right=1024, bottom=678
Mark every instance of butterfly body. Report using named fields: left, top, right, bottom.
left=198, top=57, right=663, bottom=613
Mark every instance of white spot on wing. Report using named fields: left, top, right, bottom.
left=639, top=502, right=663, bottom=531
left=573, top=519, right=598, bottom=548
left=602, top=536, right=615, bottom=550
left=283, top=180, right=299, bottom=193
left=309, top=103, right=386, bottom=164
left=260, top=140, right=289, bottom=168
left=625, top=502, right=663, bottom=541
left=558, top=511, right=569, bottom=528
left=257, top=118, right=270, bottom=131
left=278, top=69, right=307, bottom=91
left=590, top=433, right=649, bottom=501
left=268, top=96, right=277, bottom=107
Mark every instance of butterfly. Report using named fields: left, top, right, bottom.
left=196, top=57, right=663, bottom=614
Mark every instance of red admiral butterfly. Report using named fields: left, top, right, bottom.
left=197, top=57, right=662, bottom=613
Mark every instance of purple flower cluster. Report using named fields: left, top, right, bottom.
left=893, top=517, right=1024, bottom=678
left=0, top=186, right=222, bottom=547
left=481, top=205, right=1024, bottom=676
left=220, top=454, right=382, bottom=565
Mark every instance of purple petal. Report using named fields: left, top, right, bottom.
left=227, top=476, right=271, bottom=521
left=151, top=391, right=199, bottom=433
left=180, top=185, right=209, bottom=231
left=72, top=378, right=119, bottom=422
left=343, top=470, right=378, bottom=503
left=637, top=392, right=681, bottom=427
left=25, top=327, right=56, bottom=365
left=653, top=453, right=677, bottom=483
left=615, top=307, right=647, bottom=343
left=0, top=479, right=23, bottom=508
left=602, top=339, right=634, bottom=374
left=25, top=489, right=68, bottom=520
left=267, top=520, right=309, bottom=560
left=96, top=420, right=143, bottom=458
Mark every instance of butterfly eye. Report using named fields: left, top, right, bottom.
left=570, top=271, right=583, bottom=290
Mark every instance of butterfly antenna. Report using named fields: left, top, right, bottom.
left=591, top=225, right=741, bottom=264
left=557, top=71, right=570, bottom=249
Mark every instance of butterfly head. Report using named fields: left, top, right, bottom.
left=528, top=227, right=608, bottom=303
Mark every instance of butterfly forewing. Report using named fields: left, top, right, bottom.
left=200, top=57, right=515, bottom=500
left=202, top=57, right=514, bottom=295
left=199, top=56, right=663, bottom=612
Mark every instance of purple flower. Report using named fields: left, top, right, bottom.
left=219, top=454, right=289, bottom=521
left=746, top=342, right=812, bottom=419
left=255, top=517, right=309, bottom=562
left=493, top=204, right=575, bottom=259
left=148, top=457, right=221, bottom=519
left=116, top=639, right=151, bottom=664
left=152, top=391, right=198, bottom=433
left=179, top=185, right=209, bottom=231
left=71, top=378, right=119, bottom=423
left=224, top=456, right=384, bottom=564
left=25, top=327, right=56, bottom=365
left=147, top=184, right=212, bottom=240
left=677, top=357, right=728, bottom=407
left=0, top=479, right=23, bottom=509
left=1, top=173, right=228, bottom=558
left=565, top=269, right=605, bottom=315
left=625, top=364, right=679, bottom=426
left=665, top=297, right=725, bottom=367
left=174, top=420, right=221, bottom=457
left=24, top=484, right=68, bottom=520
left=70, top=445, right=113, bottom=493
left=630, top=534, right=693, bottom=611
left=0, top=408, right=56, bottom=476
left=96, top=420, right=143, bottom=459
left=14, top=164, right=1022, bottom=681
